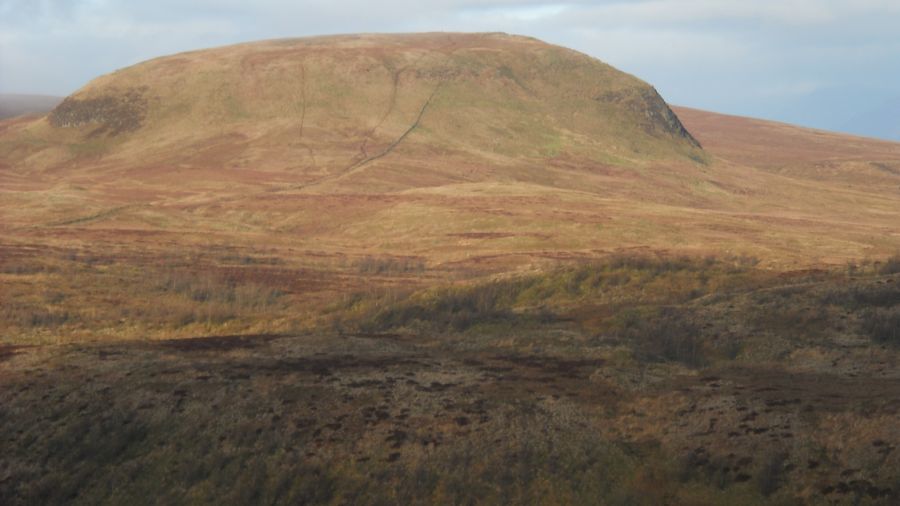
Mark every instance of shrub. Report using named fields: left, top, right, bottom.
left=879, top=254, right=900, bottom=275
left=0, top=303, right=71, bottom=329
left=619, top=307, right=706, bottom=368
left=821, top=283, right=900, bottom=309
left=355, top=256, right=425, bottom=275
left=756, top=452, right=788, bottom=497
left=357, top=284, right=522, bottom=334
left=860, top=308, right=900, bottom=346
left=344, top=253, right=760, bottom=339
left=30, top=310, right=71, bottom=328
left=155, top=270, right=283, bottom=312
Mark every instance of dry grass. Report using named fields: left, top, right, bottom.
left=0, top=251, right=293, bottom=343
left=336, top=254, right=769, bottom=336
left=2, top=258, right=900, bottom=504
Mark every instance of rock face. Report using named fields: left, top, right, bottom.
left=595, top=86, right=701, bottom=148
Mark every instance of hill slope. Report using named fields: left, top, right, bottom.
left=673, top=106, right=900, bottom=169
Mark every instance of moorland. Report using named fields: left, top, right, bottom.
left=2, top=33, right=900, bottom=505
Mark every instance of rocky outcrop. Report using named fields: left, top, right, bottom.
left=49, top=87, right=148, bottom=136
left=595, top=86, right=701, bottom=148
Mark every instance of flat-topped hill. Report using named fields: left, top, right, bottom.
left=5, top=33, right=704, bottom=192
left=1, top=33, right=899, bottom=272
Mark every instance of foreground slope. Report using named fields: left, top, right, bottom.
left=3, top=256, right=900, bottom=505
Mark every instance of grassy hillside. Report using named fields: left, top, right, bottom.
left=1, top=34, right=899, bottom=274
left=3, top=33, right=701, bottom=186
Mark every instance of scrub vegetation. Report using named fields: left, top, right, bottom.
left=3, top=253, right=900, bottom=504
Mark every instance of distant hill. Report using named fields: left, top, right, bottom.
left=840, top=97, right=900, bottom=141
left=0, top=93, right=62, bottom=119
left=672, top=105, right=900, bottom=167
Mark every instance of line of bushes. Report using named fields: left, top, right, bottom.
left=860, top=308, right=900, bottom=346
left=822, top=283, right=900, bottom=309
left=2, top=264, right=286, bottom=335
left=355, top=256, right=426, bottom=275
left=0, top=304, right=72, bottom=329
left=155, top=270, right=283, bottom=310
left=342, top=253, right=763, bottom=333
left=612, top=307, right=706, bottom=367
left=333, top=254, right=768, bottom=367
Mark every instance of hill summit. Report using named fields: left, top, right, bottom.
left=35, top=33, right=702, bottom=189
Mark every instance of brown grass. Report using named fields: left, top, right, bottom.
left=0, top=250, right=294, bottom=343
left=2, top=258, right=900, bottom=504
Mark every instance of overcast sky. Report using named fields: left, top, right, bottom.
left=1, top=0, right=898, bottom=139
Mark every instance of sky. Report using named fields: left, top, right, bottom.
left=1, top=0, right=898, bottom=140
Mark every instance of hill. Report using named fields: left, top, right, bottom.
left=0, top=94, right=62, bottom=120
left=1, top=35, right=898, bottom=281
left=5, top=33, right=701, bottom=188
